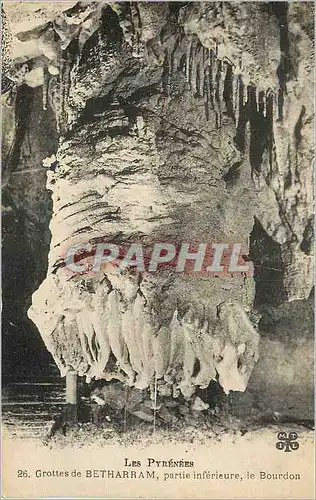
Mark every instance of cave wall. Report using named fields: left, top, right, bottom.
left=2, top=84, right=58, bottom=378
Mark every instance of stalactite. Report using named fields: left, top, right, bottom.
left=169, top=37, right=177, bottom=76
left=152, top=326, right=170, bottom=379
left=29, top=271, right=259, bottom=399
left=179, top=331, right=196, bottom=399
left=208, top=50, right=215, bottom=112
left=198, top=43, right=207, bottom=96
left=202, top=46, right=209, bottom=70
left=221, top=61, right=228, bottom=101
left=223, top=62, right=234, bottom=119
left=191, top=38, right=202, bottom=95
left=130, top=3, right=143, bottom=59
left=272, top=92, right=280, bottom=123
left=203, top=65, right=211, bottom=120
left=58, top=57, right=65, bottom=127
left=76, top=311, right=95, bottom=366
left=196, top=62, right=202, bottom=96
left=218, top=60, right=226, bottom=127
left=91, top=309, right=111, bottom=375
left=277, top=87, right=284, bottom=121
left=258, top=90, right=268, bottom=119
left=56, top=50, right=72, bottom=132
left=42, top=70, right=49, bottom=111
left=185, top=36, right=192, bottom=85
left=188, top=36, right=197, bottom=90
left=168, top=50, right=172, bottom=94
left=191, top=50, right=198, bottom=95
left=107, top=290, right=134, bottom=382
left=232, top=74, right=239, bottom=125
left=213, top=58, right=221, bottom=128
left=243, top=82, right=248, bottom=108
left=168, top=310, right=183, bottom=369
left=256, top=88, right=260, bottom=113
left=267, top=91, right=274, bottom=124
left=162, top=48, right=170, bottom=95
left=258, top=90, right=264, bottom=116
left=263, top=91, right=267, bottom=117
left=201, top=47, right=209, bottom=106
left=122, top=305, right=142, bottom=379
left=266, top=91, right=275, bottom=176
left=179, top=53, right=186, bottom=75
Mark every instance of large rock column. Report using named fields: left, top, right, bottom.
left=3, top=2, right=309, bottom=402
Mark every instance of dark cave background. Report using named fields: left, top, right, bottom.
left=2, top=86, right=57, bottom=381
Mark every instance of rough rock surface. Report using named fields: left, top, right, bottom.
left=232, top=296, right=314, bottom=421
left=2, top=2, right=313, bottom=405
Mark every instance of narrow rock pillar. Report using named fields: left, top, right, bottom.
left=65, top=371, right=78, bottom=423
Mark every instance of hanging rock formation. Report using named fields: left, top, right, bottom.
left=3, top=2, right=313, bottom=401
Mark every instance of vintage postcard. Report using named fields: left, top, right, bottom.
left=1, top=1, right=314, bottom=498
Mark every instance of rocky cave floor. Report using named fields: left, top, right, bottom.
left=43, top=404, right=314, bottom=450
left=4, top=411, right=314, bottom=450
left=42, top=379, right=315, bottom=448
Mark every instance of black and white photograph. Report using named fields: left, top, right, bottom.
left=1, top=1, right=314, bottom=498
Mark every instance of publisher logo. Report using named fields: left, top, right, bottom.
left=276, top=432, right=299, bottom=452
